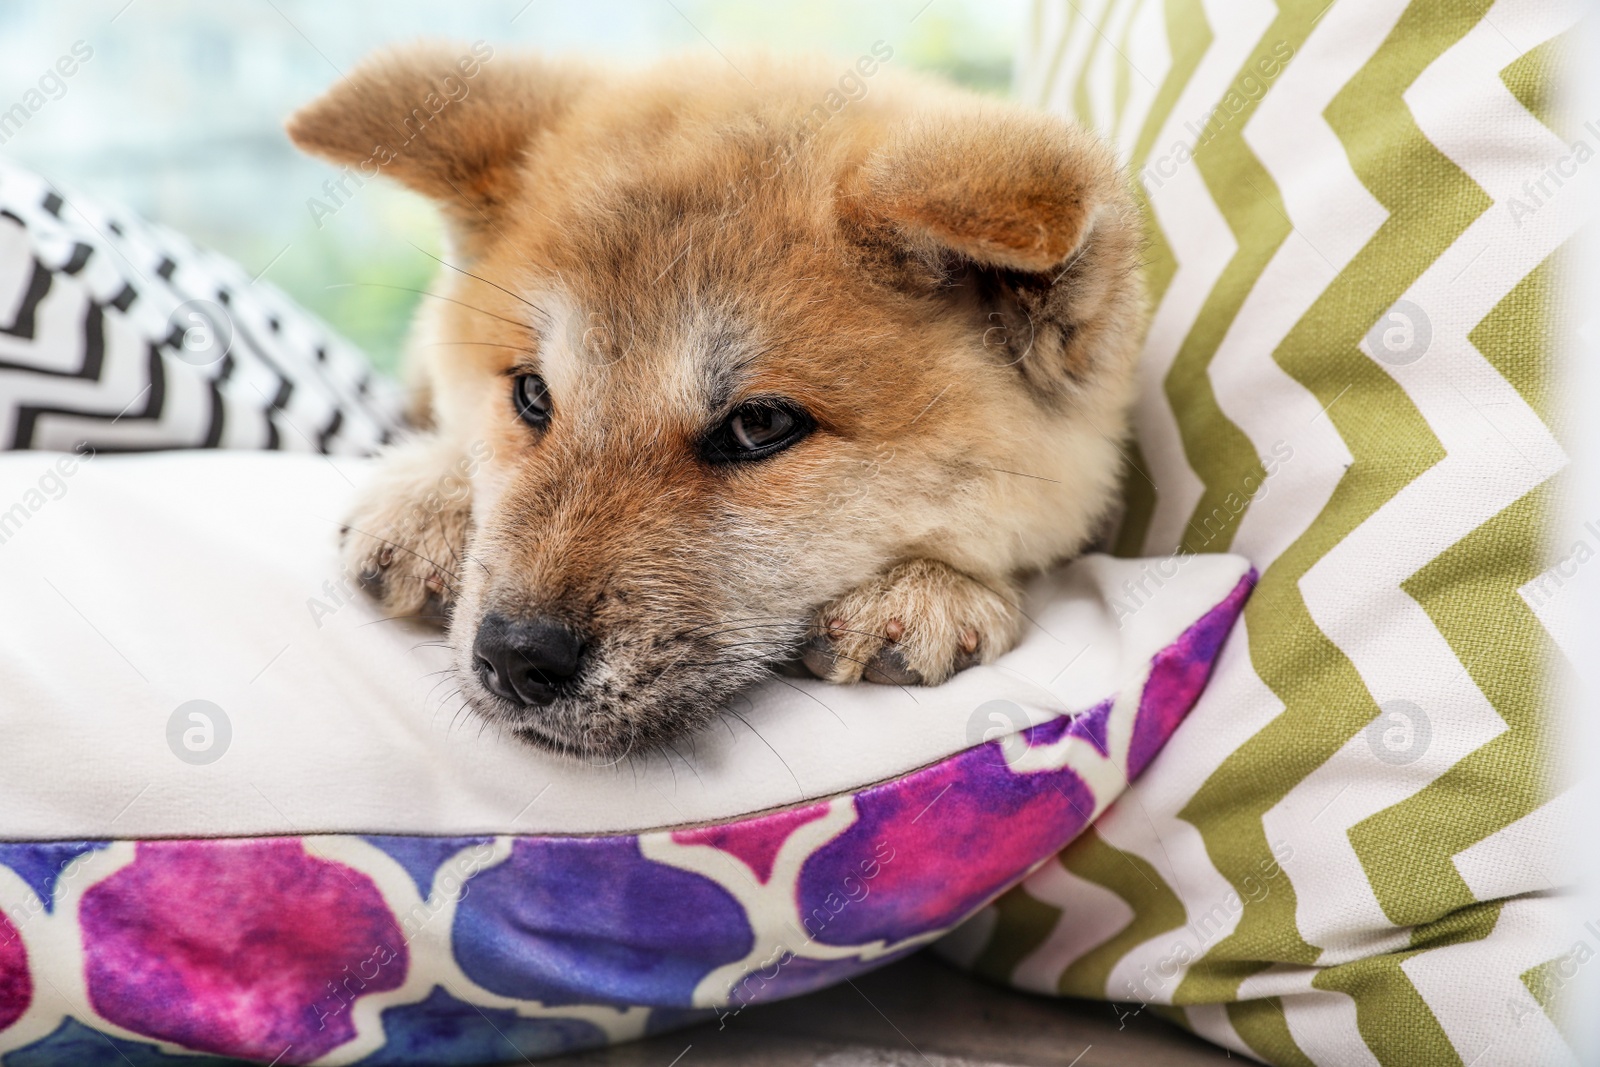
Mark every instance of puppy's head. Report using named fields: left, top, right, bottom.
left=289, top=45, right=1143, bottom=760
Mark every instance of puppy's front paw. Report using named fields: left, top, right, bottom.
left=340, top=491, right=470, bottom=620
left=801, top=560, right=1022, bottom=686
left=338, top=442, right=476, bottom=620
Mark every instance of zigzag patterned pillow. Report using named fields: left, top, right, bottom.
left=0, top=157, right=403, bottom=455
left=938, top=2, right=1580, bottom=1064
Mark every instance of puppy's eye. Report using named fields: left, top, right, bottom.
left=704, top=400, right=813, bottom=463
left=731, top=405, right=795, bottom=449
left=512, top=374, right=552, bottom=428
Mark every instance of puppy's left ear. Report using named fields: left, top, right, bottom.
left=286, top=43, right=589, bottom=253
left=846, top=109, right=1143, bottom=396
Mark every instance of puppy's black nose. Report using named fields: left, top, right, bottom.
left=473, top=614, right=585, bottom=707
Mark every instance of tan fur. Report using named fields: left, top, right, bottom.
left=288, top=44, right=1146, bottom=760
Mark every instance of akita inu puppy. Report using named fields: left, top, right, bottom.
left=288, top=43, right=1144, bottom=760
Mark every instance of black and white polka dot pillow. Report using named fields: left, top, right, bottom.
left=0, top=157, right=404, bottom=454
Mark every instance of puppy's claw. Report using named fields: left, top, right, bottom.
left=773, top=654, right=815, bottom=679
left=862, top=645, right=923, bottom=686
left=799, top=634, right=841, bottom=681
left=357, top=564, right=386, bottom=597
left=799, top=634, right=925, bottom=685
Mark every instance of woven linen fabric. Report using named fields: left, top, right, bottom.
left=936, top=2, right=1583, bottom=1064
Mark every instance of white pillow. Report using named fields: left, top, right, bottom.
left=0, top=450, right=1250, bottom=1063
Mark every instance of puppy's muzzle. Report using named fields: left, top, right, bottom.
left=472, top=613, right=585, bottom=707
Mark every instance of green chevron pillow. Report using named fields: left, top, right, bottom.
left=937, top=3, right=1580, bottom=1065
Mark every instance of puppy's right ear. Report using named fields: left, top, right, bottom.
left=286, top=43, right=586, bottom=250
